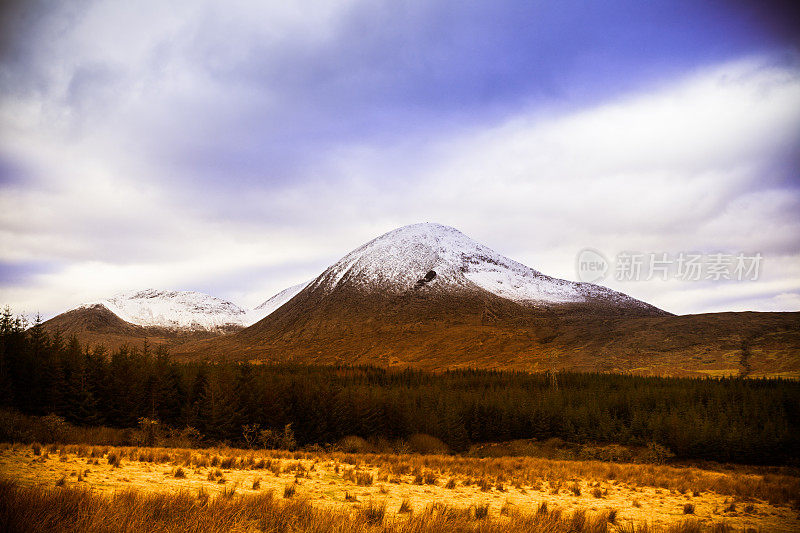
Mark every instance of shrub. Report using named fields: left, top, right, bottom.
left=258, top=424, right=296, bottom=451
left=241, top=423, right=260, bottom=448
left=408, top=434, right=449, bottom=455
left=642, top=442, right=675, bottom=465
left=40, top=413, right=69, bottom=442
left=337, top=436, right=374, bottom=454
left=136, top=418, right=161, bottom=447
left=283, top=483, right=296, bottom=498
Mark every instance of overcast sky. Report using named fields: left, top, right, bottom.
left=1, top=0, right=799, bottom=318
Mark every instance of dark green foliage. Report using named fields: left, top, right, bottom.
left=1, top=308, right=798, bottom=464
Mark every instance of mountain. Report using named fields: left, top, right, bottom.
left=250, top=281, right=310, bottom=322
left=85, top=289, right=251, bottom=331
left=302, top=223, right=663, bottom=313
left=40, top=287, right=298, bottom=352
left=41, top=223, right=800, bottom=376
left=172, top=223, right=799, bottom=377
left=38, top=303, right=220, bottom=352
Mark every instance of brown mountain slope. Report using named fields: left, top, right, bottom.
left=39, top=224, right=800, bottom=377
left=41, top=304, right=238, bottom=352
left=174, top=222, right=800, bottom=377
left=171, top=281, right=800, bottom=377
left=40, top=291, right=800, bottom=378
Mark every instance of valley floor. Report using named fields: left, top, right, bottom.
left=1, top=443, right=798, bottom=531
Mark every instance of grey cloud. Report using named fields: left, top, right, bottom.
left=1, top=1, right=799, bottom=316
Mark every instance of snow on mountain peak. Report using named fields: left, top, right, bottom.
left=309, top=222, right=654, bottom=309
left=80, top=289, right=250, bottom=331
left=69, top=223, right=656, bottom=331
left=248, top=281, right=310, bottom=324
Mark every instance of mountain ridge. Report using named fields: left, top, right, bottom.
left=39, top=223, right=799, bottom=377
left=304, top=223, right=663, bottom=314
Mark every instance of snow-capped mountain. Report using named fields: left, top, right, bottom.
left=180, top=222, right=667, bottom=366
left=77, top=289, right=251, bottom=332
left=55, top=223, right=657, bottom=338
left=69, top=281, right=316, bottom=332
left=307, top=223, right=656, bottom=311
left=42, top=222, right=799, bottom=376
left=250, top=281, right=310, bottom=322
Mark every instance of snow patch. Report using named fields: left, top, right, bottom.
left=249, top=280, right=310, bottom=323
left=313, top=223, right=653, bottom=309
left=78, top=289, right=250, bottom=331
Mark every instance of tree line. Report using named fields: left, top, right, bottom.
left=1, top=308, right=798, bottom=464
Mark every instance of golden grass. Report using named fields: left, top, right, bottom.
left=0, top=442, right=797, bottom=531
left=0, top=480, right=733, bottom=533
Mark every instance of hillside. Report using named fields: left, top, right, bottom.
left=170, top=224, right=799, bottom=377
left=40, top=304, right=230, bottom=352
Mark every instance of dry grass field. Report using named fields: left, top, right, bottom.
left=1, top=442, right=798, bottom=532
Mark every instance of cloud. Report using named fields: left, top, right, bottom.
left=0, top=1, right=799, bottom=317
left=255, top=56, right=800, bottom=314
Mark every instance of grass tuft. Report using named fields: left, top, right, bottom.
left=474, top=502, right=489, bottom=519
left=360, top=499, right=386, bottom=525
left=107, top=452, right=121, bottom=468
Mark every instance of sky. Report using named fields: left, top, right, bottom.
left=1, top=0, right=799, bottom=319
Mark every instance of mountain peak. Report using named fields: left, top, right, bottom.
left=78, top=289, right=249, bottom=331
left=371, top=222, right=481, bottom=247
left=304, top=223, right=658, bottom=312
